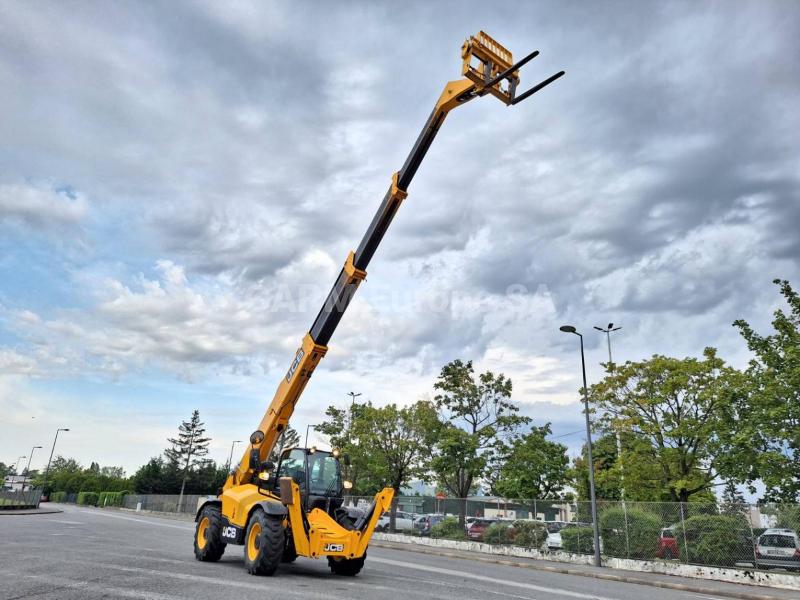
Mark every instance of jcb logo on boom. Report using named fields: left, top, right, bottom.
left=222, top=526, right=237, bottom=539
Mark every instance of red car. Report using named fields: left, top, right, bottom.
left=466, top=518, right=498, bottom=541
left=656, top=527, right=679, bottom=559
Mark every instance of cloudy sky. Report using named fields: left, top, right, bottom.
left=1, top=1, right=798, bottom=477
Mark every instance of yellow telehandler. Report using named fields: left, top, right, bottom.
left=193, top=31, right=563, bottom=577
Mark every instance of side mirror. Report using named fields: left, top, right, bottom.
left=261, top=461, right=276, bottom=472
left=343, top=454, right=351, bottom=467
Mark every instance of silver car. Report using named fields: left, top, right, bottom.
left=756, top=528, right=800, bottom=571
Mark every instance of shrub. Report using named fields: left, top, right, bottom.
left=49, top=491, right=67, bottom=503
left=600, top=507, right=661, bottom=559
left=77, top=491, right=99, bottom=506
left=561, top=526, right=595, bottom=555
left=107, top=491, right=129, bottom=506
left=483, top=522, right=514, bottom=544
left=512, top=520, right=548, bottom=549
left=430, top=517, right=465, bottom=540
left=675, top=514, right=754, bottom=567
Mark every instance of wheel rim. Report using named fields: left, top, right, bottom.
left=247, top=522, right=262, bottom=562
left=197, top=516, right=210, bottom=550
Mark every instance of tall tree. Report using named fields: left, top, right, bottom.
left=431, top=359, right=529, bottom=526
left=589, top=348, right=740, bottom=502
left=269, top=426, right=301, bottom=463
left=165, top=410, right=211, bottom=508
left=493, top=424, right=570, bottom=501
left=730, top=279, right=800, bottom=501
left=350, top=400, right=439, bottom=531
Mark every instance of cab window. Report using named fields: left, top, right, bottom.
left=277, top=449, right=306, bottom=487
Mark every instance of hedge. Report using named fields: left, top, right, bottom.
left=483, top=522, right=514, bottom=544
left=511, top=520, right=547, bottom=549
left=77, top=491, right=99, bottom=506
left=430, top=517, right=465, bottom=540
left=49, top=491, right=67, bottom=503
left=674, top=514, right=754, bottom=566
left=561, top=526, right=595, bottom=555
left=600, top=507, right=661, bottom=559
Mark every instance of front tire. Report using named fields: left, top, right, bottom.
left=244, top=510, right=284, bottom=576
left=194, top=505, right=226, bottom=562
left=328, top=552, right=366, bottom=576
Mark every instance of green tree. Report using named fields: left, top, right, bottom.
left=268, top=425, right=301, bottom=463
left=730, top=279, right=800, bottom=501
left=350, top=400, right=439, bottom=531
left=493, top=424, right=569, bottom=501
left=588, top=348, right=740, bottom=502
left=164, top=410, right=211, bottom=507
left=317, top=403, right=378, bottom=494
left=431, top=359, right=529, bottom=526
left=0, top=462, right=9, bottom=481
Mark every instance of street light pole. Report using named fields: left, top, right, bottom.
left=25, top=446, right=43, bottom=490
left=560, top=325, right=602, bottom=567
left=227, top=440, right=243, bottom=472
left=304, top=424, right=315, bottom=448
left=43, top=428, right=70, bottom=492
left=593, top=323, right=626, bottom=503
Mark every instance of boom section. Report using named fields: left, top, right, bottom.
left=229, top=31, right=564, bottom=487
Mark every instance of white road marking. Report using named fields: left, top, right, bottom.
left=4, top=570, right=187, bottom=600
left=72, top=507, right=194, bottom=530
left=49, top=519, right=84, bottom=525
left=370, top=556, right=619, bottom=600
left=89, top=562, right=385, bottom=598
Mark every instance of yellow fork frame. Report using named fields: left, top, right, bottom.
left=280, top=478, right=394, bottom=560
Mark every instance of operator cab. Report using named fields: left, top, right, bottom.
left=273, top=447, right=350, bottom=514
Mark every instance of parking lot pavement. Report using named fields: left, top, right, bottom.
left=0, top=505, right=795, bottom=600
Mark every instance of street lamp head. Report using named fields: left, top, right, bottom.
left=608, top=322, right=614, bottom=329
left=612, top=326, right=622, bottom=332
left=593, top=326, right=604, bottom=332
left=60, top=428, right=70, bottom=432
left=33, top=446, right=42, bottom=449
left=559, top=325, right=577, bottom=333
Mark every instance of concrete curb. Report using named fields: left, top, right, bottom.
left=371, top=536, right=797, bottom=600
left=0, top=507, right=63, bottom=515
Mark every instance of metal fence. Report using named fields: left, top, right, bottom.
left=346, top=495, right=800, bottom=573
left=0, top=487, right=42, bottom=509
left=121, top=494, right=204, bottom=514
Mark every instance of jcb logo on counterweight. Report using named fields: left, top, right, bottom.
left=324, top=543, right=344, bottom=553
left=222, top=526, right=237, bottom=539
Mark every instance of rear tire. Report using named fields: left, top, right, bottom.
left=328, top=552, right=366, bottom=576
left=194, top=505, right=226, bottom=562
left=244, top=510, right=284, bottom=576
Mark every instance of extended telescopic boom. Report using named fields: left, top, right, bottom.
left=228, top=31, right=564, bottom=487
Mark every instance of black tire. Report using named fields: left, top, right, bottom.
left=243, top=510, right=284, bottom=576
left=328, top=552, right=366, bottom=576
left=194, top=505, right=226, bottom=562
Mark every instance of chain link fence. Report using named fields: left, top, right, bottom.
left=345, top=495, right=800, bottom=574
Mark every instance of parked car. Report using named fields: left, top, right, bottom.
left=755, top=529, right=800, bottom=571
left=377, top=510, right=416, bottom=532
left=656, top=527, right=679, bottom=559
left=414, top=514, right=446, bottom=536
left=545, top=522, right=568, bottom=550
left=466, top=518, right=499, bottom=541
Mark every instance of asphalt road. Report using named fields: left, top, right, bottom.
left=0, top=505, right=788, bottom=600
